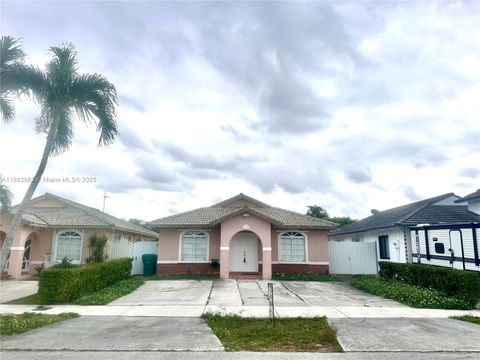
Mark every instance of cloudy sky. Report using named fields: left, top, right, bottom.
left=1, top=1, right=479, bottom=221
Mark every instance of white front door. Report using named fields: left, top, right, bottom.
left=449, top=230, right=464, bottom=270
left=229, top=234, right=259, bottom=272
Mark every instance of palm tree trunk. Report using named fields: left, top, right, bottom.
left=0, top=123, right=57, bottom=274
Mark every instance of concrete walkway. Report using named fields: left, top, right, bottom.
left=1, top=303, right=479, bottom=318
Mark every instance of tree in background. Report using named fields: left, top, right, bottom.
left=0, top=183, right=13, bottom=214
left=0, top=36, right=118, bottom=273
left=306, top=205, right=357, bottom=227
left=306, top=205, right=328, bottom=219
left=128, top=218, right=150, bottom=229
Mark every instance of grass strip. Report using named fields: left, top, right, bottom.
left=351, top=275, right=471, bottom=309
left=73, top=277, right=145, bottom=305
left=5, top=293, right=42, bottom=305
left=0, top=312, right=79, bottom=338
left=146, top=274, right=220, bottom=280
left=272, top=273, right=342, bottom=282
left=451, top=315, right=480, bottom=325
left=203, top=314, right=342, bottom=352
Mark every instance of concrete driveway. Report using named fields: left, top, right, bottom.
left=0, top=316, right=223, bottom=351
left=111, top=279, right=404, bottom=308
left=0, top=280, right=38, bottom=303
left=330, top=317, right=480, bottom=352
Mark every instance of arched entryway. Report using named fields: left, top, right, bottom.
left=229, top=231, right=262, bottom=277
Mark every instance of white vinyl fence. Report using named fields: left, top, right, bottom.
left=108, top=238, right=158, bottom=275
left=328, top=241, right=378, bottom=274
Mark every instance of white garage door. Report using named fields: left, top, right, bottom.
left=328, top=241, right=378, bottom=274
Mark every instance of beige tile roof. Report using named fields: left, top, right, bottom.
left=150, top=194, right=337, bottom=229
left=14, top=193, right=158, bottom=238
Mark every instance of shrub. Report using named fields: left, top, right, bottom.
left=87, top=233, right=108, bottom=263
left=351, top=275, right=471, bottom=309
left=378, top=262, right=480, bottom=307
left=38, top=258, right=132, bottom=304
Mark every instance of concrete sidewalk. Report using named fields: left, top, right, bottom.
left=1, top=351, right=479, bottom=360
left=1, top=303, right=479, bottom=318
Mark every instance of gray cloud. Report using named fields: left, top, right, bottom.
left=459, top=168, right=480, bottom=179
left=346, top=169, right=372, bottom=184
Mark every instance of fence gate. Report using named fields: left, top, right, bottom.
left=328, top=241, right=378, bottom=274
left=108, top=238, right=158, bottom=275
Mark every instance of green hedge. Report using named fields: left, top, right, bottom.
left=379, top=262, right=480, bottom=307
left=38, top=258, right=132, bottom=304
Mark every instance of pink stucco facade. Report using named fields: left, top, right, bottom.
left=154, top=214, right=331, bottom=279
left=1, top=195, right=158, bottom=279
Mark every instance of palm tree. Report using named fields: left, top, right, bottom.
left=0, top=37, right=119, bottom=273
left=0, top=183, right=13, bottom=214
left=1, top=36, right=43, bottom=122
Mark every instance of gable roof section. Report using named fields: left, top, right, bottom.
left=330, top=193, right=480, bottom=236
left=14, top=193, right=158, bottom=238
left=150, top=193, right=338, bottom=229
left=455, top=188, right=480, bottom=203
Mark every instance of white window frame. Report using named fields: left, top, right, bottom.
left=178, top=230, right=209, bottom=263
left=53, top=229, right=84, bottom=264
left=278, top=231, right=308, bottom=263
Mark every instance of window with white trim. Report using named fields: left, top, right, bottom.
left=279, top=231, right=306, bottom=262
left=181, top=231, right=208, bottom=261
left=55, top=230, right=83, bottom=263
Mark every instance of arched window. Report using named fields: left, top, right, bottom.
left=279, top=231, right=306, bottom=262
left=180, top=231, right=208, bottom=261
left=55, top=230, right=83, bottom=263
left=22, top=236, right=33, bottom=271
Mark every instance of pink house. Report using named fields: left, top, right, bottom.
left=150, top=194, right=338, bottom=279
left=0, top=193, right=158, bottom=278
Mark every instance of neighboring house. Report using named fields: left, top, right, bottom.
left=409, top=188, right=480, bottom=272
left=328, top=193, right=480, bottom=272
left=0, top=193, right=158, bottom=278
left=149, top=193, right=338, bottom=279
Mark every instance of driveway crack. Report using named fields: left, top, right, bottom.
left=281, top=281, right=312, bottom=307
left=236, top=280, right=245, bottom=305
left=203, top=280, right=215, bottom=315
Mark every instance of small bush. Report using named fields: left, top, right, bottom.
left=38, top=258, right=132, bottom=304
left=379, top=262, right=480, bottom=307
left=352, top=275, right=471, bottom=310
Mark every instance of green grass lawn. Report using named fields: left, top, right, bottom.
left=5, top=293, right=42, bottom=305
left=272, top=273, right=342, bottom=282
left=146, top=274, right=220, bottom=280
left=203, top=314, right=342, bottom=352
left=451, top=315, right=480, bottom=325
left=0, top=312, right=79, bottom=338
left=351, top=275, right=471, bottom=309
left=6, top=277, right=145, bottom=305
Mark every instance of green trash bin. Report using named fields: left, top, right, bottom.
left=142, top=254, right=158, bottom=276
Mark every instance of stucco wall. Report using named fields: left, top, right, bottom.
left=156, top=227, right=221, bottom=262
